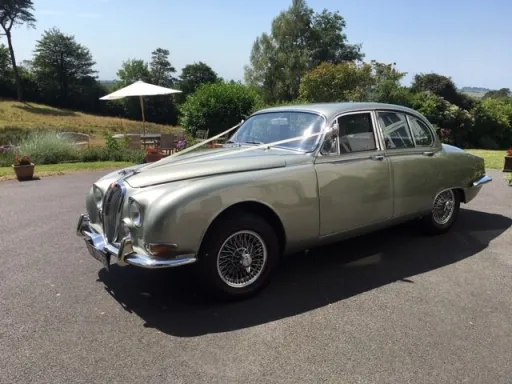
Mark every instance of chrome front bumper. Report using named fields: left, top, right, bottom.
left=76, top=214, right=197, bottom=270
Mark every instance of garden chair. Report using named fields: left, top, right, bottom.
left=128, top=134, right=141, bottom=150
left=160, top=133, right=176, bottom=156
left=195, top=129, right=209, bottom=142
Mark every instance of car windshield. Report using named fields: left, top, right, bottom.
left=227, top=111, right=326, bottom=152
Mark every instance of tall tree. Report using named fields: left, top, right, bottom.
left=0, top=43, right=9, bottom=74
left=116, top=58, right=151, bottom=86
left=244, top=0, right=363, bottom=103
left=149, top=48, right=177, bottom=87
left=410, top=73, right=460, bottom=105
left=32, top=27, right=97, bottom=105
left=178, top=61, right=219, bottom=98
left=114, top=54, right=179, bottom=125
left=0, top=0, right=36, bottom=101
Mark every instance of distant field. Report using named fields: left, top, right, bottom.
left=461, top=91, right=486, bottom=99
left=0, top=99, right=182, bottom=135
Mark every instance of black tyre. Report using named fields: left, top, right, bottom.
left=421, top=189, right=460, bottom=235
left=197, top=213, right=280, bottom=301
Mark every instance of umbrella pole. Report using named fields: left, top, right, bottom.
left=139, top=95, right=146, bottom=136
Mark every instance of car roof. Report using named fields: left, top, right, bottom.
left=252, top=102, right=426, bottom=122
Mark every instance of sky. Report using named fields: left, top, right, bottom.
left=6, top=0, right=512, bottom=90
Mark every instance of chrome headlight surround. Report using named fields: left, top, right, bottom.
left=128, top=198, right=143, bottom=227
left=92, top=185, right=103, bottom=208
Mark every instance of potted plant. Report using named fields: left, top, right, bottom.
left=145, top=146, right=163, bottom=163
left=12, top=154, right=35, bottom=181
left=504, top=147, right=512, bottom=173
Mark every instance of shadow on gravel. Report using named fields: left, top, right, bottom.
left=98, top=208, right=511, bottom=337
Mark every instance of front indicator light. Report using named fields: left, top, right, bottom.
left=148, top=243, right=179, bottom=257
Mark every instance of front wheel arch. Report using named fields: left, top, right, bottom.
left=198, top=201, right=286, bottom=258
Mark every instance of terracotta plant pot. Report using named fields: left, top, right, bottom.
left=12, top=163, right=35, bottom=181
left=145, top=152, right=163, bottom=163
left=503, top=156, right=512, bottom=173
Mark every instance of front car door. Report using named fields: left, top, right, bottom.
left=314, top=110, right=393, bottom=238
left=375, top=109, right=443, bottom=217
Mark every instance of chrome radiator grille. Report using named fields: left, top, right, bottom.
left=102, top=181, right=126, bottom=243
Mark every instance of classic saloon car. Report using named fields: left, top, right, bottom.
left=77, top=102, right=492, bottom=300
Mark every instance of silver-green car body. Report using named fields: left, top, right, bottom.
left=77, top=102, right=491, bottom=295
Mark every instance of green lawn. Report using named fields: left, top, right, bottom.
left=466, top=149, right=506, bottom=170
left=0, top=161, right=134, bottom=180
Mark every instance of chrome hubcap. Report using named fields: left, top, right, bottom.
left=433, top=190, right=455, bottom=225
left=217, top=230, right=267, bottom=288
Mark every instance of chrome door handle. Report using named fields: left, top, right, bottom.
left=422, top=151, right=434, bottom=157
left=370, top=155, right=385, bottom=161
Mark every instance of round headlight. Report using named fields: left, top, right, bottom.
left=129, top=200, right=142, bottom=227
left=93, top=186, right=103, bottom=207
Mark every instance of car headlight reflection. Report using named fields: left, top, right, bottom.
left=93, top=186, right=103, bottom=208
left=129, top=199, right=142, bottom=227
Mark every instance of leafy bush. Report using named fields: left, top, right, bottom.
left=411, top=91, right=474, bottom=147
left=104, top=132, right=131, bottom=151
left=17, top=131, right=78, bottom=164
left=299, top=62, right=375, bottom=102
left=0, top=127, right=31, bottom=146
left=79, top=147, right=145, bottom=163
left=0, top=150, right=13, bottom=166
left=179, top=82, right=262, bottom=137
left=0, top=130, right=146, bottom=166
left=471, top=98, right=512, bottom=149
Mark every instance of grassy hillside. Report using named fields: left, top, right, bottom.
left=461, top=91, right=486, bottom=99
left=459, top=87, right=490, bottom=99
left=0, top=99, right=181, bottom=135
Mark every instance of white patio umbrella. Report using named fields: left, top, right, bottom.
left=99, top=80, right=182, bottom=136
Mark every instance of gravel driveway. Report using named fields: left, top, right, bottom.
left=1, top=169, right=511, bottom=384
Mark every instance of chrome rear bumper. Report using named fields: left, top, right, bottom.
left=76, top=214, right=197, bottom=270
left=472, top=174, right=492, bottom=187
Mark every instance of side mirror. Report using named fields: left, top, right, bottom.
left=325, top=123, right=339, bottom=139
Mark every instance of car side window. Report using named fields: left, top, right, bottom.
left=336, top=112, right=377, bottom=154
left=408, top=116, right=434, bottom=147
left=377, top=111, right=415, bottom=149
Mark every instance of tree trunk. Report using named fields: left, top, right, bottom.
left=5, top=31, right=23, bottom=102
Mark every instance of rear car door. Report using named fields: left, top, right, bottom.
left=376, top=110, right=442, bottom=217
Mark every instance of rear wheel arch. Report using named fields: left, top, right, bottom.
left=454, top=188, right=466, bottom=203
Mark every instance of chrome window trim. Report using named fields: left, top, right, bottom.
left=404, top=113, right=436, bottom=148
left=316, top=110, right=382, bottom=158
left=375, top=109, right=417, bottom=151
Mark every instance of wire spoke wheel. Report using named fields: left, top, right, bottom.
left=216, top=230, right=268, bottom=288
left=432, top=190, right=456, bottom=225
